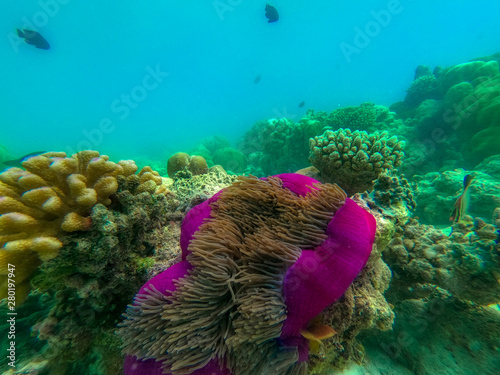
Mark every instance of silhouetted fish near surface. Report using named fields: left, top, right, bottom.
left=265, top=4, right=279, bottom=23
left=299, top=101, right=305, bottom=108
left=2, top=151, right=47, bottom=167
left=254, top=75, right=261, bottom=84
left=450, top=174, right=475, bottom=223
left=17, top=29, right=50, bottom=50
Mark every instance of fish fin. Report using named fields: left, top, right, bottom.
left=308, top=339, right=321, bottom=354
left=301, top=323, right=337, bottom=341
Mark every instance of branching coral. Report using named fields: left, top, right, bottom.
left=404, top=74, right=440, bottom=107
left=309, top=129, right=405, bottom=196
left=118, top=174, right=377, bottom=375
left=0, top=150, right=165, bottom=303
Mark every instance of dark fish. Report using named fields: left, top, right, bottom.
left=265, top=4, right=279, bottom=23
left=17, top=29, right=50, bottom=50
left=2, top=151, right=48, bottom=167
left=450, top=174, right=474, bottom=223
left=254, top=75, right=261, bottom=84
left=299, top=101, right=305, bottom=108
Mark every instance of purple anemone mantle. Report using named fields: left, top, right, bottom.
left=122, top=173, right=376, bottom=374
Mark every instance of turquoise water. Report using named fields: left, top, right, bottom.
left=1, top=1, right=499, bottom=160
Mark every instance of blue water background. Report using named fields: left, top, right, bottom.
left=1, top=0, right=499, bottom=164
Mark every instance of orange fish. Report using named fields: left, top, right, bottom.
left=300, top=315, right=337, bottom=354
left=450, top=174, right=474, bottom=223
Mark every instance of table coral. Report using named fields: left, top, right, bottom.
left=309, top=128, right=405, bottom=196
left=0, top=150, right=165, bottom=304
left=118, top=173, right=377, bottom=375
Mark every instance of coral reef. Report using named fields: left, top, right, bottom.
left=166, top=152, right=208, bottom=178
left=413, top=160, right=500, bottom=225
left=239, top=117, right=325, bottom=176
left=171, top=165, right=238, bottom=212
left=0, top=151, right=164, bottom=303
left=119, top=174, right=378, bottom=375
left=369, top=173, right=416, bottom=212
left=404, top=73, right=440, bottom=108
left=390, top=53, right=500, bottom=174
left=212, top=147, right=247, bottom=174
left=309, top=129, right=405, bottom=196
left=304, top=103, right=400, bottom=134
left=308, top=197, right=395, bottom=373
left=361, top=293, right=500, bottom=375
left=1, top=178, right=179, bottom=374
left=384, top=216, right=500, bottom=304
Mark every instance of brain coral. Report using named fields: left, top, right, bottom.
left=118, top=173, right=376, bottom=375
left=167, top=152, right=208, bottom=178
left=309, top=129, right=405, bottom=196
left=0, top=150, right=164, bottom=303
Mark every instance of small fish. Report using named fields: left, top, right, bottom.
left=300, top=315, right=337, bottom=354
left=16, top=29, right=50, bottom=50
left=2, top=151, right=47, bottom=167
left=450, top=174, right=475, bottom=223
left=265, top=4, right=279, bottom=23
left=254, top=75, right=261, bottom=84
left=299, top=101, right=305, bottom=108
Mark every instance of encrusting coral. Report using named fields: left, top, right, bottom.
left=384, top=214, right=500, bottom=305
left=118, top=173, right=377, bottom=375
left=171, top=165, right=238, bottom=212
left=309, top=128, right=405, bottom=196
left=0, top=150, right=165, bottom=304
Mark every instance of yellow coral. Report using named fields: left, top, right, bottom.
left=0, top=150, right=164, bottom=303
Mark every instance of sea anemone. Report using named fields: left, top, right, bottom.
left=118, top=173, right=376, bottom=375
